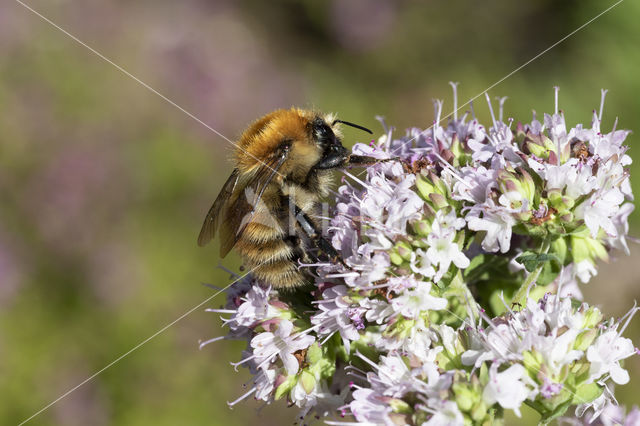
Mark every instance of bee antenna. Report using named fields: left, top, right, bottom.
left=332, top=119, right=373, bottom=135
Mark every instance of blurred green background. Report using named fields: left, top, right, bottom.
left=1, top=1, right=639, bottom=425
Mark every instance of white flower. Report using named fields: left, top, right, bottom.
left=574, top=259, right=597, bottom=283
left=426, top=229, right=470, bottom=281
left=378, top=317, right=441, bottom=362
left=359, top=175, right=394, bottom=221
left=254, top=367, right=277, bottom=401
left=349, top=388, right=393, bottom=424
left=433, top=208, right=466, bottom=232
left=421, top=399, right=464, bottom=426
left=331, top=210, right=359, bottom=255
left=409, top=249, right=436, bottom=278
left=467, top=134, right=496, bottom=163
left=575, top=392, right=610, bottom=424
left=345, top=246, right=391, bottom=287
left=576, top=187, right=624, bottom=238
left=250, top=320, right=315, bottom=375
left=311, top=285, right=361, bottom=351
left=498, top=190, right=527, bottom=210
left=552, top=265, right=584, bottom=300
left=291, top=373, right=321, bottom=407
left=460, top=329, right=490, bottom=368
left=359, top=297, right=394, bottom=324
left=233, top=285, right=277, bottom=327
left=463, top=295, right=589, bottom=375
left=385, top=175, right=424, bottom=233
left=386, top=275, right=420, bottom=293
left=468, top=119, right=520, bottom=165
left=608, top=203, right=634, bottom=254
left=545, top=159, right=596, bottom=199
left=367, top=354, right=415, bottom=395
left=589, top=128, right=632, bottom=163
left=538, top=294, right=585, bottom=331
left=466, top=203, right=516, bottom=253
left=483, top=363, right=537, bottom=417
left=391, top=283, right=447, bottom=319
left=300, top=383, right=350, bottom=420
left=356, top=170, right=423, bottom=239
left=452, top=165, right=496, bottom=204
left=462, top=323, right=526, bottom=368
left=535, top=330, right=583, bottom=376
left=544, top=111, right=574, bottom=156
left=587, top=330, right=635, bottom=384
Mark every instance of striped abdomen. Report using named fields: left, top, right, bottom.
left=235, top=220, right=308, bottom=288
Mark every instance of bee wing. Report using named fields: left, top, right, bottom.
left=197, top=168, right=240, bottom=247
left=219, top=146, right=290, bottom=258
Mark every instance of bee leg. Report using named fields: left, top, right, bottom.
left=315, top=233, right=346, bottom=268
left=346, top=155, right=401, bottom=167
left=291, top=204, right=346, bottom=267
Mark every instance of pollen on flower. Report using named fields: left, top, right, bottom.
left=203, top=86, right=637, bottom=425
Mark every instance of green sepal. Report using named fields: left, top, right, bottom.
left=416, top=175, right=436, bottom=200
left=573, top=381, right=603, bottom=405
left=527, top=141, right=549, bottom=159
left=429, top=192, right=449, bottom=209
left=570, top=231, right=608, bottom=263
left=551, top=237, right=568, bottom=264
left=306, top=342, right=322, bottom=364
left=470, top=400, right=490, bottom=423
left=299, top=370, right=316, bottom=394
left=574, top=329, right=597, bottom=351
left=389, top=398, right=412, bottom=414
left=582, top=307, right=603, bottom=329
left=522, top=350, right=542, bottom=378
left=390, top=251, right=403, bottom=266
left=396, top=241, right=413, bottom=261
left=412, top=219, right=432, bottom=237
left=274, top=375, right=297, bottom=400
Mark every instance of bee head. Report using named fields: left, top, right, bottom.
left=311, top=116, right=350, bottom=170
left=234, top=109, right=372, bottom=180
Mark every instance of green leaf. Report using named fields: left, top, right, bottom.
left=537, top=259, right=561, bottom=286
left=465, top=254, right=486, bottom=277
left=515, top=251, right=560, bottom=273
left=538, top=398, right=573, bottom=424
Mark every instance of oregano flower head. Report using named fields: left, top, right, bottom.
left=204, top=86, right=638, bottom=425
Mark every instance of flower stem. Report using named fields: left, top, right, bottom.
left=512, top=237, right=552, bottom=307
left=449, top=268, right=479, bottom=319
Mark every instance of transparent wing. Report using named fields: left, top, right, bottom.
left=197, top=168, right=240, bottom=247
left=218, top=145, right=290, bottom=257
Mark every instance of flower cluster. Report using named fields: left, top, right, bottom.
left=204, top=86, right=637, bottom=425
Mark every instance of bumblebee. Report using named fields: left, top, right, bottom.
left=198, top=108, right=388, bottom=288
